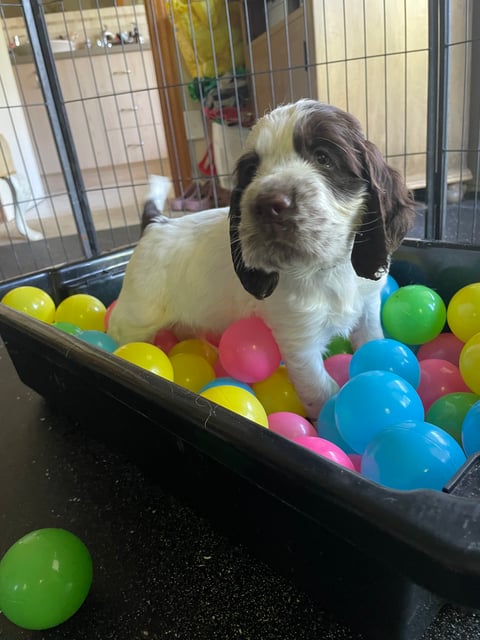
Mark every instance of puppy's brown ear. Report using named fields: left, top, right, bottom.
left=351, top=140, right=415, bottom=280
left=229, top=186, right=279, bottom=300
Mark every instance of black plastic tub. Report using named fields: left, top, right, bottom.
left=1, top=238, right=480, bottom=640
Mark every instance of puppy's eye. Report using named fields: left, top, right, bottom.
left=315, top=151, right=332, bottom=168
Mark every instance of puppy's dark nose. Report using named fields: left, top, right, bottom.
left=255, top=193, right=292, bottom=219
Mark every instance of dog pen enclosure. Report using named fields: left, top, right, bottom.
left=2, top=3, right=480, bottom=639
left=0, top=0, right=478, bottom=279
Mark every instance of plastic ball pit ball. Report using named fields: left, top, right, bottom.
left=292, top=436, right=355, bottom=470
left=200, top=384, right=269, bottom=427
left=381, top=284, right=446, bottom=345
left=103, top=299, right=117, bottom=331
left=349, top=338, right=420, bottom=388
left=153, top=328, right=179, bottom=354
left=349, top=454, right=362, bottom=473
left=416, top=332, right=464, bottom=366
left=267, top=412, right=317, bottom=439
left=380, top=274, right=399, bottom=305
left=77, top=329, right=119, bottom=353
left=459, top=332, right=480, bottom=396
left=447, top=282, right=480, bottom=343
left=335, top=370, right=425, bottom=454
left=316, top=394, right=355, bottom=454
left=199, top=377, right=255, bottom=395
left=218, top=317, right=281, bottom=383
left=170, top=352, right=215, bottom=393
left=169, top=338, right=218, bottom=365
left=361, top=420, right=467, bottom=491
left=426, top=392, right=480, bottom=445
left=0, top=528, right=92, bottom=630
left=1, top=286, right=56, bottom=323
left=52, top=321, right=82, bottom=336
left=461, top=400, right=480, bottom=456
left=113, top=342, right=174, bottom=380
left=324, top=353, right=352, bottom=387
left=252, top=366, right=307, bottom=416
left=55, top=294, right=106, bottom=332
left=323, top=335, right=353, bottom=358
left=417, top=358, right=470, bottom=413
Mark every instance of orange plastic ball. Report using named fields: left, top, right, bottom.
left=114, top=342, right=174, bottom=381
left=170, top=353, right=215, bottom=393
left=252, top=366, right=307, bottom=417
left=200, top=384, right=269, bottom=427
left=447, top=282, right=480, bottom=343
left=55, top=294, right=106, bottom=332
left=459, top=332, right=480, bottom=395
left=169, top=338, right=218, bottom=365
left=2, top=286, right=55, bottom=323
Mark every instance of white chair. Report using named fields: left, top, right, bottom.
left=0, top=134, right=43, bottom=241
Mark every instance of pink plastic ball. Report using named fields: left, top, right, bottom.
left=104, top=299, right=117, bottom=331
left=213, top=358, right=229, bottom=378
left=218, top=317, right=282, bottom=383
left=267, top=412, right=317, bottom=440
left=153, top=329, right=179, bottom=354
left=292, top=436, right=355, bottom=470
left=203, top=331, right=222, bottom=347
left=417, top=358, right=470, bottom=412
left=417, top=333, right=464, bottom=367
left=349, top=454, right=363, bottom=473
left=324, top=353, right=352, bottom=388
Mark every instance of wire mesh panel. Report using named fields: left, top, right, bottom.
left=0, top=0, right=171, bottom=279
left=438, top=0, right=477, bottom=243
left=0, top=0, right=478, bottom=281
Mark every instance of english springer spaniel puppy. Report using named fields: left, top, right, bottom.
left=108, top=99, right=415, bottom=419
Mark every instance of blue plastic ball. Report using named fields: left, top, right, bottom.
left=335, top=370, right=424, bottom=453
left=461, top=400, right=480, bottom=456
left=77, top=329, right=118, bottom=353
left=199, top=377, right=255, bottom=395
left=316, top=394, right=355, bottom=454
left=381, top=274, right=399, bottom=306
left=349, top=338, right=421, bottom=388
left=361, top=420, right=467, bottom=490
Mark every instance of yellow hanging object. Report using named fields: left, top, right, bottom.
left=167, top=0, right=245, bottom=78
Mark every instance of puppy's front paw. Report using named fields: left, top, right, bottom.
left=108, top=308, right=157, bottom=346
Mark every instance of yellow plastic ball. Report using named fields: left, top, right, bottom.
left=55, top=294, right=106, bottom=332
left=459, top=332, right=480, bottom=395
left=1, top=286, right=56, bottom=323
left=200, top=384, right=269, bottom=428
left=169, top=338, right=217, bottom=365
left=447, top=282, right=480, bottom=343
left=170, top=353, right=215, bottom=393
left=114, top=342, right=174, bottom=380
left=252, top=366, right=307, bottom=417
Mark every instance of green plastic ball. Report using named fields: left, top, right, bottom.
left=426, top=392, right=480, bottom=445
left=324, top=336, right=353, bottom=358
left=52, top=321, right=82, bottom=336
left=381, top=284, right=447, bottom=345
left=0, top=528, right=93, bottom=630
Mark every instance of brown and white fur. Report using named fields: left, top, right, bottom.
left=108, top=100, right=414, bottom=419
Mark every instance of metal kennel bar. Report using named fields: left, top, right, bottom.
left=22, top=0, right=98, bottom=257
